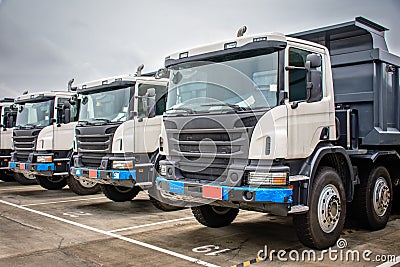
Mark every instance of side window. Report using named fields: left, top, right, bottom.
left=137, top=84, right=167, bottom=118
left=288, top=48, right=312, bottom=102
left=57, top=98, right=79, bottom=122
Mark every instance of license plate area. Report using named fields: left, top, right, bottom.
left=202, top=185, right=222, bottom=200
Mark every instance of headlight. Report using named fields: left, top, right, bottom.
left=112, top=160, right=134, bottom=169
left=247, top=172, right=287, bottom=186
left=36, top=155, right=53, bottom=163
left=160, top=164, right=167, bottom=176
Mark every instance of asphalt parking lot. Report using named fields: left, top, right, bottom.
left=1, top=180, right=399, bottom=267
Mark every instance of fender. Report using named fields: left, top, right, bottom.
left=299, top=144, right=355, bottom=204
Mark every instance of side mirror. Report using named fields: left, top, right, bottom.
left=145, top=88, right=156, bottom=118
left=63, top=101, right=71, bottom=124
left=305, top=54, right=322, bottom=103
left=155, top=68, right=170, bottom=79
left=306, top=54, right=322, bottom=68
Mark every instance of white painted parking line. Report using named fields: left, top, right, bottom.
left=0, top=186, right=42, bottom=192
left=376, top=256, right=400, bottom=267
left=21, top=196, right=107, bottom=206
left=109, top=216, right=194, bottom=233
left=0, top=200, right=220, bottom=267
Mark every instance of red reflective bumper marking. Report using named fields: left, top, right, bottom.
left=20, top=163, right=26, bottom=170
left=202, top=185, right=222, bottom=200
left=89, top=169, right=98, bottom=178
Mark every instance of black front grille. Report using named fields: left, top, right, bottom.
left=76, top=133, right=112, bottom=153
left=76, top=125, right=118, bottom=168
left=13, top=129, right=40, bottom=162
left=81, top=153, right=105, bottom=168
left=165, top=115, right=255, bottom=182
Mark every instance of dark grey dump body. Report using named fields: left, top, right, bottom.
left=290, top=17, right=400, bottom=147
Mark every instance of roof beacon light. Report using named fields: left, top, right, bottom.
left=237, top=25, right=247, bottom=37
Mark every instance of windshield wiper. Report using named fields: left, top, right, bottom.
left=20, top=123, right=37, bottom=129
left=201, top=103, right=247, bottom=111
left=93, top=118, right=111, bottom=123
left=78, top=120, right=91, bottom=126
left=166, top=107, right=195, bottom=114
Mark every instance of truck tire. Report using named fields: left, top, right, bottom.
left=147, top=151, right=185, bottom=211
left=0, top=170, right=15, bottom=182
left=293, top=167, right=346, bottom=249
left=36, top=175, right=67, bottom=190
left=352, top=166, right=392, bottom=230
left=66, top=176, right=101, bottom=195
left=13, top=173, right=37, bottom=185
left=192, top=205, right=239, bottom=228
left=101, top=185, right=141, bottom=202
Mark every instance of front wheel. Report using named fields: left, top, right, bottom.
left=13, top=173, right=37, bottom=185
left=351, top=166, right=392, bottom=230
left=192, top=205, right=239, bottom=228
left=36, top=175, right=67, bottom=190
left=100, top=185, right=141, bottom=202
left=0, top=170, right=15, bottom=182
left=66, top=176, right=101, bottom=195
left=293, top=167, right=346, bottom=249
left=148, top=187, right=185, bottom=211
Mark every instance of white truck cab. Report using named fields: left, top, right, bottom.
left=71, top=69, right=179, bottom=210
left=9, top=90, right=100, bottom=194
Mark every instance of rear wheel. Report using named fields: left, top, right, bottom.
left=192, top=205, right=239, bottom=228
left=13, top=173, right=37, bottom=185
left=101, top=185, right=141, bottom=202
left=66, top=176, right=101, bottom=195
left=293, top=167, right=346, bottom=249
left=36, top=175, right=67, bottom=190
left=351, top=166, right=392, bottom=230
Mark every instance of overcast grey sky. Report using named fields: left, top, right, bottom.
left=0, top=0, right=399, bottom=98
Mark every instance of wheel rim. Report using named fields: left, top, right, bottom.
left=115, top=186, right=133, bottom=193
left=78, top=179, right=97, bottom=188
left=317, top=184, right=342, bottom=233
left=373, top=177, right=390, bottom=217
left=211, top=206, right=231, bottom=215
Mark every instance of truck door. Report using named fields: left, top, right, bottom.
left=53, top=97, right=79, bottom=151
left=134, top=83, right=167, bottom=154
left=286, top=46, right=331, bottom=158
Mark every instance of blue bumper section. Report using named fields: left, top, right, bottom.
left=36, top=163, right=55, bottom=171
left=71, top=167, right=137, bottom=181
left=156, top=176, right=293, bottom=204
left=9, top=162, right=55, bottom=172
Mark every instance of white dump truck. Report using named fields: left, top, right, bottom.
left=0, top=98, right=17, bottom=182
left=9, top=90, right=100, bottom=194
left=156, top=17, right=400, bottom=249
left=70, top=67, right=179, bottom=210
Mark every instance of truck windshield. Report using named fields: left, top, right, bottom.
left=79, top=87, right=132, bottom=124
left=16, top=100, right=54, bottom=128
left=166, top=52, right=279, bottom=114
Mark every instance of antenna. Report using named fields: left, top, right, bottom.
left=237, top=26, right=247, bottom=37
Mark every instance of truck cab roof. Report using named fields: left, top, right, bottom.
left=76, top=74, right=168, bottom=94
left=15, top=91, right=74, bottom=104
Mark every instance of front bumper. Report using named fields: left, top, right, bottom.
left=0, top=155, right=11, bottom=169
left=71, top=163, right=154, bottom=188
left=10, top=161, right=53, bottom=174
left=156, top=176, right=293, bottom=204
